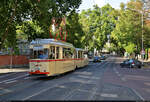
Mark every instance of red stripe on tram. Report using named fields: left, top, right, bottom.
left=29, top=58, right=84, bottom=62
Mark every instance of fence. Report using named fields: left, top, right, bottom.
left=0, top=55, right=29, bottom=68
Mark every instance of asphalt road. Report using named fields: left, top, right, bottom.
left=0, top=56, right=150, bottom=101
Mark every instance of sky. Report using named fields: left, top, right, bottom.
left=78, top=0, right=129, bottom=12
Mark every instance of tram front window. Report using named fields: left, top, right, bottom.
left=30, top=49, right=49, bottom=59
left=38, top=50, right=48, bottom=59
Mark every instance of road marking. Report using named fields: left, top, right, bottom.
left=0, top=74, right=28, bottom=83
left=131, top=88, right=144, bottom=101
left=23, top=84, right=59, bottom=100
left=100, top=93, right=118, bottom=98
left=88, top=87, right=97, bottom=99
left=77, top=75, right=91, bottom=79
left=24, top=77, right=31, bottom=80
left=69, top=77, right=92, bottom=84
left=58, top=85, right=66, bottom=88
left=121, top=77, right=126, bottom=81
left=91, top=76, right=100, bottom=80
left=0, top=72, right=17, bottom=78
left=5, top=80, right=17, bottom=84
left=0, top=88, right=12, bottom=95
left=62, top=83, right=83, bottom=100
left=144, top=82, right=150, bottom=86
left=117, top=73, right=121, bottom=77
left=74, top=71, right=92, bottom=75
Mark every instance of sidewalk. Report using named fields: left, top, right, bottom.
left=0, top=67, right=29, bottom=74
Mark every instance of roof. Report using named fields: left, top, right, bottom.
left=30, top=39, right=75, bottom=48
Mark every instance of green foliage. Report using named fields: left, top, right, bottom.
left=111, top=0, right=145, bottom=55
left=66, top=11, right=84, bottom=48
left=124, top=42, right=136, bottom=54
left=0, top=0, right=82, bottom=50
left=79, top=4, right=116, bottom=51
left=16, top=21, right=45, bottom=41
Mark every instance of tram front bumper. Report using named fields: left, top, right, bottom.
left=29, top=70, right=50, bottom=75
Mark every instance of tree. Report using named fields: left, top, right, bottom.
left=66, top=11, right=84, bottom=48
left=79, top=4, right=116, bottom=51
left=111, top=0, right=144, bottom=55
left=0, top=0, right=82, bottom=50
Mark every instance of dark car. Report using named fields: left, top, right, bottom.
left=93, top=56, right=101, bottom=62
left=120, top=59, right=142, bottom=68
left=99, top=55, right=106, bottom=60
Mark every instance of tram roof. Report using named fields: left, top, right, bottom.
left=30, top=39, right=75, bottom=48
left=75, top=48, right=85, bottom=51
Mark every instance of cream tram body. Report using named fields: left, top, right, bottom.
left=75, top=48, right=89, bottom=68
left=29, top=39, right=88, bottom=77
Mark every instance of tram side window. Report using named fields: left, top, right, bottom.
left=56, top=47, right=59, bottom=59
left=83, top=52, right=87, bottom=58
left=78, top=51, right=81, bottom=58
left=49, top=46, right=55, bottom=59
left=63, top=48, right=73, bottom=59
left=74, top=50, right=77, bottom=59
left=75, top=51, right=77, bottom=59
left=82, top=52, right=84, bottom=58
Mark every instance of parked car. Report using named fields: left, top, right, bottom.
left=93, top=56, right=101, bottom=62
left=99, top=55, right=106, bottom=60
left=120, top=59, right=142, bottom=68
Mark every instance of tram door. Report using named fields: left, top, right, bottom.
left=49, top=46, right=56, bottom=75
left=55, top=46, right=62, bottom=74
left=62, top=48, right=75, bottom=72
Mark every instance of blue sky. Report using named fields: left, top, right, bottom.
left=78, top=0, right=129, bottom=12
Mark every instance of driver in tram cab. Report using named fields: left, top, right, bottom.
left=38, top=51, right=48, bottom=59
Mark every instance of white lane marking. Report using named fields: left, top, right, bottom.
left=22, top=84, right=58, bottom=100
left=0, top=88, right=12, bottom=95
left=0, top=72, right=17, bottom=78
left=5, top=80, right=17, bottom=84
left=0, top=74, right=28, bottom=83
left=77, top=75, right=91, bottom=79
left=74, top=71, right=92, bottom=75
left=88, top=87, right=97, bottom=99
left=117, top=73, right=121, bottom=77
left=100, top=93, right=118, bottom=98
left=24, top=77, right=31, bottom=80
left=69, top=77, right=92, bottom=84
left=121, top=77, right=126, bottom=81
left=131, top=88, right=145, bottom=101
left=58, top=85, right=66, bottom=88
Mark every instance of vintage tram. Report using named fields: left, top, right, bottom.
left=29, top=39, right=89, bottom=77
